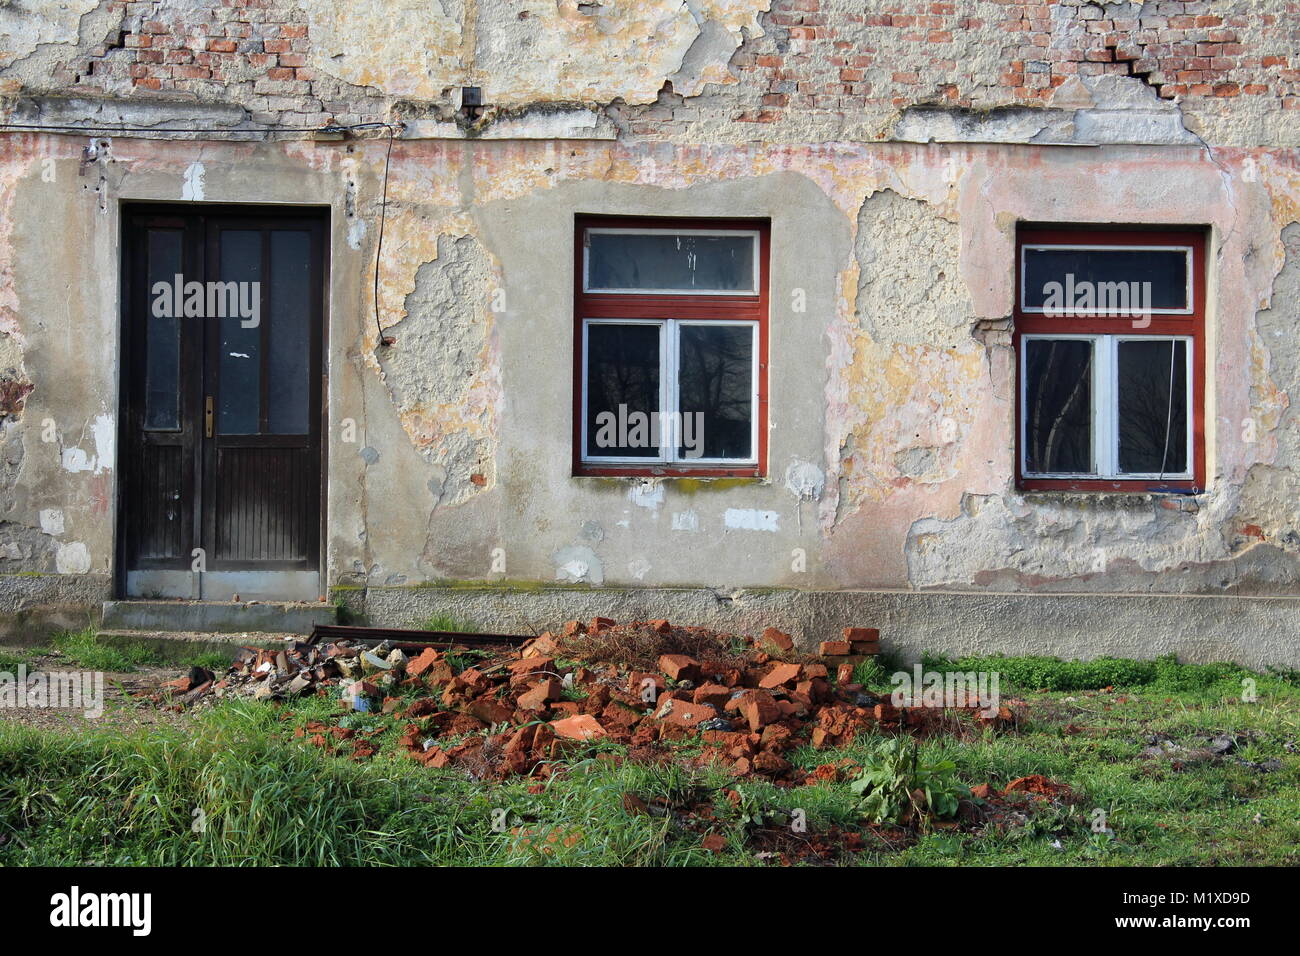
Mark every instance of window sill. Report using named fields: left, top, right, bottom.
left=575, top=464, right=764, bottom=479
left=1018, top=478, right=1202, bottom=496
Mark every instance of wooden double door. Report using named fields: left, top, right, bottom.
left=119, top=206, right=326, bottom=601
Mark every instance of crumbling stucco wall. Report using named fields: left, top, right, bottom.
left=0, top=1, right=1297, bottom=659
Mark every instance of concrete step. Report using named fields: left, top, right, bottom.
left=102, top=599, right=336, bottom=635
left=98, top=629, right=294, bottom=662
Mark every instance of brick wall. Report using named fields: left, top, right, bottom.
left=43, top=0, right=385, bottom=128
left=18, top=0, right=1300, bottom=141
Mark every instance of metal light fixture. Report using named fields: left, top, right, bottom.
left=460, top=86, right=485, bottom=122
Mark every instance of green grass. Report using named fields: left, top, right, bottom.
left=416, top=612, right=481, bottom=633
left=922, top=652, right=1264, bottom=695
left=0, top=654, right=1297, bottom=866
left=51, top=627, right=161, bottom=672
left=0, top=651, right=31, bottom=672
left=177, top=651, right=233, bottom=672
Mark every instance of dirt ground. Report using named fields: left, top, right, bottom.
left=0, top=647, right=192, bottom=734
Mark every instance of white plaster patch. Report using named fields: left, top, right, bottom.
left=91, top=413, right=115, bottom=474
left=784, top=459, right=825, bottom=500
left=724, top=508, right=780, bottom=532
left=671, top=509, right=700, bottom=532
left=629, top=480, right=665, bottom=510
left=55, top=541, right=91, bottom=574
left=553, top=545, right=604, bottom=585
left=347, top=217, right=366, bottom=250
left=39, top=508, right=64, bottom=535
left=61, top=447, right=93, bottom=473
left=61, top=414, right=115, bottom=475
left=627, top=556, right=651, bottom=580
left=182, top=162, right=206, bottom=201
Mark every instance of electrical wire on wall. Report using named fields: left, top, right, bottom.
left=0, top=117, right=402, bottom=351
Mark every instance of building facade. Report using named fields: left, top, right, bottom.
left=0, top=0, right=1297, bottom=667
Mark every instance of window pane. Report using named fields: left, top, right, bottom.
left=217, top=230, right=262, bottom=435
left=677, top=324, right=753, bottom=460
left=1118, top=339, right=1188, bottom=474
left=587, top=232, right=755, bottom=293
left=268, top=230, right=311, bottom=435
left=144, top=229, right=182, bottom=430
left=586, top=323, right=660, bottom=458
left=1023, top=247, right=1189, bottom=312
left=1024, top=339, right=1093, bottom=474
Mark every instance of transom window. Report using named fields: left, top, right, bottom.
left=574, top=217, right=769, bottom=476
left=1015, top=228, right=1206, bottom=492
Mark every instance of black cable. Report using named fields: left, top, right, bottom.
left=1, top=117, right=402, bottom=348
left=373, top=123, right=396, bottom=347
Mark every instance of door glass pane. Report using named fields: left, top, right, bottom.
left=1024, top=339, right=1093, bottom=474
left=1023, top=247, right=1189, bottom=312
left=677, top=324, right=754, bottom=460
left=217, top=229, right=262, bottom=434
left=268, top=230, right=311, bottom=434
left=586, top=232, right=756, bottom=293
left=1118, top=339, right=1188, bottom=474
left=144, top=228, right=182, bottom=430
left=585, top=323, right=660, bottom=458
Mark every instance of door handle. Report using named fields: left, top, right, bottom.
left=204, top=396, right=214, bottom=438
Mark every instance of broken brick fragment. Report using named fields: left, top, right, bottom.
left=819, top=641, right=851, bottom=656
left=653, top=697, right=718, bottom=728
left=407, top=647, right=442, bottom=677
left=523, top=633, right=560, bottom=658
left=761, top=626, right=794, bottom=652
left=550, top=714, right=607, bottom=741
left=736, top=689, right=781, bottom=731
left=517, top=677, right=563, bottom=711
left=657, top=654, right=703, bottom=683
left=692, top=682, right=732, bottom=709
left=758, top=662, right=801, bottom=689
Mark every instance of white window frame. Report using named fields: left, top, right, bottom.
left=1019, top=333, right=1194, bottom=480
left=580, top=317, right=760, bottom=467
left=1019, top=244, right=1195, bottom=317
left=582, top=227, right=762, bottom=296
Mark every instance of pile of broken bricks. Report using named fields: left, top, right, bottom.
left=148, top=619, right=1014, bottom=785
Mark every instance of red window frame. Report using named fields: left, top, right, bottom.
left=572, top=215, right=770, bottom=477
left=1014, top=227, right=1208, bottom=493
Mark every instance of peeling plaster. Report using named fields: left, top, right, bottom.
left=376, top=233, right=500, bottom=506
left=299, top=0, right=769, bottom=106
left=0, top=0, right=99, bottom=69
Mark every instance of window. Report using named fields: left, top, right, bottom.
left=574, top=217, right=769, bottom=476
left=1015, top=228, right=1206, bottom=492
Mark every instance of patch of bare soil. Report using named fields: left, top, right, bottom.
left=0, top=648, right=193, bottom=734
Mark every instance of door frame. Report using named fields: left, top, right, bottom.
left=114, top=202, right=331, bottom=600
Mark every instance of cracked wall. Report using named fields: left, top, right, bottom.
left=376, top=233, right=500, bottom=508
left=2, top=2, right=1299, bottom=145
left=0, top=1, right=1298, bottom=658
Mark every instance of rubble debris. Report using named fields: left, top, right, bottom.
left=138, top=619, right=1016, bottom=786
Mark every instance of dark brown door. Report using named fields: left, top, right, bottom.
left=120, top=207, right=326, bottom=600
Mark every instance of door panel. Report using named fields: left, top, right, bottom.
left=121, top=207, right=325, bottom=599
